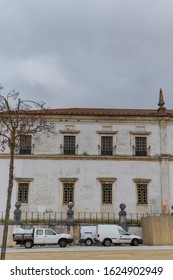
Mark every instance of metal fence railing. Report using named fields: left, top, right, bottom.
left=0, top=211, right=165, bottom=225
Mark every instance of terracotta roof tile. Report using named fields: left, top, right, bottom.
left=1, top=107, right=173, bottom=117
left=38, top=107, right=173, bottom=117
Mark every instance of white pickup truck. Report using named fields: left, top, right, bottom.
left=13, top=227, right=73, bottom=248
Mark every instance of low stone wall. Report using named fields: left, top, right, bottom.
left=142, top=216, right=173, bottom=245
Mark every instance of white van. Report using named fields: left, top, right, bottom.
left=79, top=225, right=97, bottom=246
left=95, top=224, right=142, bottom=246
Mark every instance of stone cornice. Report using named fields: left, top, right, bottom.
left=97, top=130, right=117, bottom=134
left=131, top=131, right=151, bottom=135
left=97, top=177, right=117, bottom=183
left=1, top=154, right=172, bottom=161
left=59, top=130, right=80, bottom=134
left=59, top=177, right=78, bottom=183
left=133, top=178, right=151, bottom=183
left=15, top=177, right=33, bottom=182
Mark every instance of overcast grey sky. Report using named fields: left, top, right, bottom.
left=0, top=0, right=173, bottom=109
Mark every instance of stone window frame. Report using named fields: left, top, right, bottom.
left=131, top=131, right=151, bottom=156
left=19, top=134, right=32, bottom=155
left=97, top=177, right=117, bottom=206
left=15, top=178, right=33, bottom=205
left=133, top=178, right=151, bottom=205
left=97, top=130, right=117, bottom=156
left=59, top=178, right=78, bottom=205
left=59, top=130, right=80, bottom=155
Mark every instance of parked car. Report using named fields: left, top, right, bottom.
left=79, top=225, right=97, bottom=246
left=95, top=224, right=142, bottom=246
left=13, top=227, right=73, bottom=248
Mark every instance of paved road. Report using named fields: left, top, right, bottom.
left=6, top=244, right=173, bottom=253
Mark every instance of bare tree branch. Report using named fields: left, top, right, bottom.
left=0, top=88, right=55, bottom=259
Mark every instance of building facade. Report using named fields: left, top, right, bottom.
left=1, top=91, right=173, bottom=215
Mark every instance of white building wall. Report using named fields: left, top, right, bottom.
left=168, top=162, right=173, bottom=210
left=1, top=113, right=173, bottom=215
left=0, top=157, right=161, bottom=214
left=28, top=121, right=162, bottom=156
left=166, top=124, right=173, bottom=155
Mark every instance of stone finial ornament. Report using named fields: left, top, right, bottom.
left=158, top=88, right=166, bottom=114
left=14, top=201, right=22, bottom=224
left=119, top=203, right=128, bottom=231
left=67, top=202, right=74, bottom=233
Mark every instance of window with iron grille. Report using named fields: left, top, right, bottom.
left=102, top=184, right=112, bottom=204
left=18, top=183, right=29, bottom=203
left=101, top=136, right=113, bottom=156
left=20, top=135, right=32, bottom=155
left=137, top=184, right=148, bottom=204
left=64, top=136, right=75, bottom=155
left=63, top=183, right=74, bottom=203
left=135, top=137, right=147, bottom=156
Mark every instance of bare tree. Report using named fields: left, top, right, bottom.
left=0, top=88, right=55, bottom=259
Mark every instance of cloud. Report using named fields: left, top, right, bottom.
left=0, top=0, right=173, bottom=109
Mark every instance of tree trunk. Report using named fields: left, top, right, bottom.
left=1, top=131, right=15, bottom=260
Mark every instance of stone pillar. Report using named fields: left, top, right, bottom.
left=67, top=202, right=74, bottom=234
left=159, top=119, right=170, bottom=213
left=119, top=203, right=128, bottom=231
left=160, top=158, right=170, bottom=213
left=13, top=202, right=22, bottom=224
left=160, top=120, right=167, bottom=155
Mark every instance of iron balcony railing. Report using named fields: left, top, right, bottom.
left=0, top=211, right=165, bottom=225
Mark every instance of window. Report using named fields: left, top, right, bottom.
left=20, top=135, right=32, bottom=154
left=137, top=184, right=148, bottom=204
left=131, top=130, right=151, bottom=156
left=45, top=229, right=56, bottom=235
left=135, top=137, right=147, bottom=156
left=63, top=183, right=74, bottom=203
left=102, top=183, right=112, bottom=204
left=97, top=177, right=116, bottom=207
left=60, top=177, right=77, bottom=205
left=97, top=130, right=117, bottom=156
left=64, top=136, right=75, bottom=155
left=18, top=183, right=29, bottom=203
left=118, top=229, right=129, bottom=235
left=101, top=136, right=113, bottom=156
left=36, top=229, right=43, bottom=235
left=60, top=128, right=79, bottom=155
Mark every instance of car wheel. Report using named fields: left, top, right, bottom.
left=59, top=239, right=67, bottom=247
left=24, top=240, right=33, bottom=249
left=85, top=238, right=93, bottom=246
left=103, top=238, right=111, bottom=246
left=131, top=238, right=139, bottom=246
